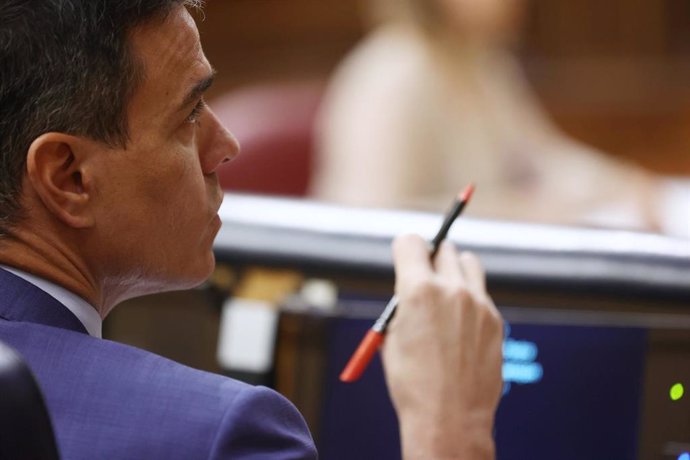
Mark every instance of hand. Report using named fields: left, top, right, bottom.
left=382, top=234, right=503, bottom=460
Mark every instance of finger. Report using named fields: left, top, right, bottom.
left=458, top=251, right=485, bottom=293
left=392, top=233, right=433, bottom=294
left=433, top=240, right=464, bottom=282
left=459, top=251, right=495, bottom=307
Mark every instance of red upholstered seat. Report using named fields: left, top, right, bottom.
left=210, top=81, right=323, bottom=197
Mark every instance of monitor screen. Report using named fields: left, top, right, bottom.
left=495, top=323, right=646, bottom=459
left=317, top=316, right=647, bottom=460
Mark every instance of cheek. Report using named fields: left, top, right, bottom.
left=140, top=145, right=204, bottom=199
left=176, top=122, right=197, bottom=147
left=109, top=139, right=211, bottom=222
left=102, top=150, right=205, bottom=235
left=157, top=157, right=210, bottom=230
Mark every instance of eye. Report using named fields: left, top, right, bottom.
left=186, top=99, right=206, bottom=124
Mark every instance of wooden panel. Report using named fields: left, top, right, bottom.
left=522, top=0, right=668, bottom=56
left=525, top=58, right=690, bottom=174
left=193, top=0, right=364, bottom=97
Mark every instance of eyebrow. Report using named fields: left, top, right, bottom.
left=179, top=69, right=216, bottom=111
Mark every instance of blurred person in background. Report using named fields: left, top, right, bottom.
left=311, top=0, right=681, bottom=233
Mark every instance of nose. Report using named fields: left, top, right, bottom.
left=199, top=109, right=240, bottom=175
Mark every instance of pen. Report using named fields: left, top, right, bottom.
left=339, top=183, right=476, bottom=383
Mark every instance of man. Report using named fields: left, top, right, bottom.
left=0, top=1, right=503, bottom=459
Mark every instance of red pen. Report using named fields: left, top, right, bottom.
left=339, top=183, right=476, bottom=382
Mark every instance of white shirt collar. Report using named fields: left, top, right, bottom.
left=0, top=265, right=102, bottom=338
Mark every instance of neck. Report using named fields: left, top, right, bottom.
left=0, top=226, right=107, bottom=317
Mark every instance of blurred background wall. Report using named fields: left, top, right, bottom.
left=193, top=0, right=690, bottom=176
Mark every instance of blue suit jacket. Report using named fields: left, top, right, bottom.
left=0, top=268, right=317, bottom=459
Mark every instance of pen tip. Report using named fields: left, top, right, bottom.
left=458, top=183, right=475, bottom=203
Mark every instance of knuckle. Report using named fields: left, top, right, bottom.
left=451, top=284, right=472, bottom=305
left=482, top=304, right=503, bottom=330
left=407, top=277, right=442, bottom=304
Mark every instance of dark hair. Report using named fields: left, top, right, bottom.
left=0, top=0, right=200, bottom=236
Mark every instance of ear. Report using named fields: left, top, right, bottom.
left=25, top=133, right=96, bottom=229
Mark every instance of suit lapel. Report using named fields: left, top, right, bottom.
left=0, top=268, right=88, bottom=334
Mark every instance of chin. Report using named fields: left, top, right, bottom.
left=185, top=253, right=217, bottom=287
left=151, top=251, right=217, bottom=293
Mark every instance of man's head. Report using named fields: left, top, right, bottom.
left=0, top=0, right=195, bottom=233
left=0, top=1, right=239, bottom=313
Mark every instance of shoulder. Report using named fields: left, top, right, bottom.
left=0, top=321, right=316, bottom=459
left=210, top=384, right=318, bottom=459
left=323, top=26, right=431, bottom=111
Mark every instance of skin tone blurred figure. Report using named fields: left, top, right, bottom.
left=0, top=1, right=502, bottom=458
left=312, top=0, right=661, bottom=229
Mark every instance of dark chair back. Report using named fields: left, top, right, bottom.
left=0, top=340, right=60, bottom=460
left=211, top=81, right=323, bottom=197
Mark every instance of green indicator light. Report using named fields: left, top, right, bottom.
left=670, top=383, right=684, bottom=401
